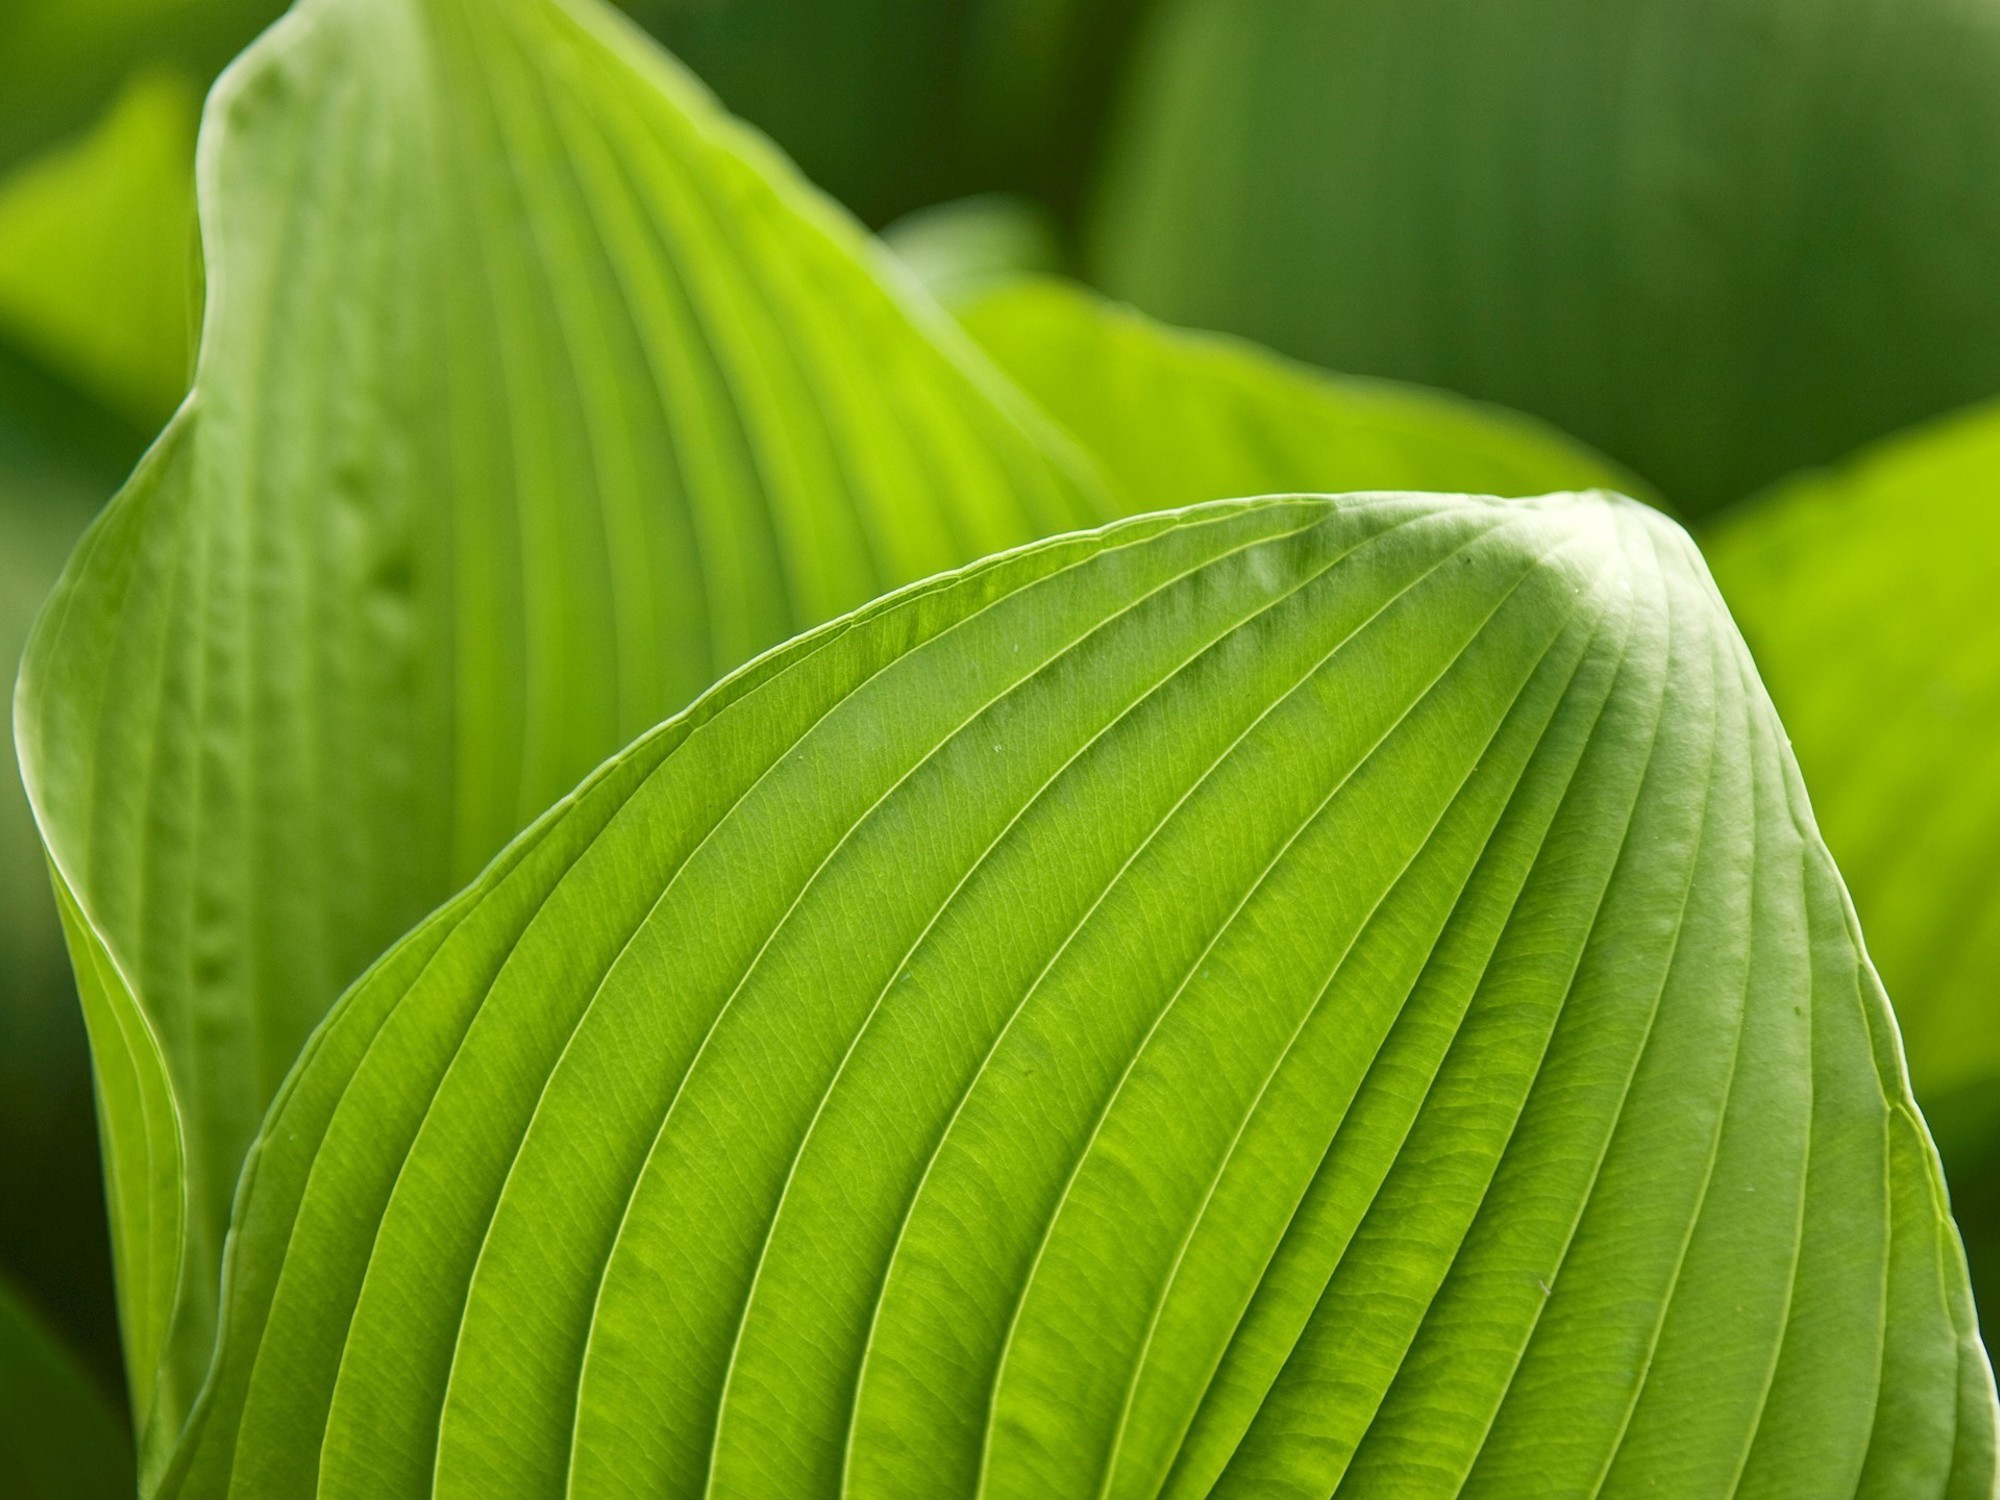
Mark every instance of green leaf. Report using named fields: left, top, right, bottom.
left=956, top=277, right=1649, bottom=513
left=1704, top=401, right=2000, bottom=1112
left=0, top=1274, right=134, bottom=1500
left=1087, top=0, right=2000, bottom=515
left=0, top=345, right=146, bottom=1402
left=884, top=194, right=1064, bottom=309
left=0, top=70, right=201, bottom=431
left=172, top=492, right=1990, bottom=1497
left=15, top=0, right=1103, bottom=1466
left=617, top=0, right=1152, bottom=229
left=0, top=0, right=284, bottom=173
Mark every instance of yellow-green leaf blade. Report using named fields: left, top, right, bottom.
left=14, top=0, right=1103, bottom=1463
left=172, top=492, right=1993, bottom=1498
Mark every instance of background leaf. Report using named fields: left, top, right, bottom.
left=0, top=341, right=147, bottom=1405
left=0, top=70, right=201, bottom=433
left=0, top=0, right=282, bottom=174
left=0, top=1274, right=135, bottom=1500
left=1087, top=0, right=2000, bottom=515
left=15, top=0, right=1105, bottom=1462
left=618, top=0, right=1155, bottom=230
left=953, top=277, right=1648, bottom=513
left=168, top=491, right=1992, bottom=1498
left=1705, top=399, right=2000, bottom=1330
left=0, top=68, right=213, bottom=1406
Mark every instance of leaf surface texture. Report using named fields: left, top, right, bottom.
left=173, top=492, right=1994, bottom=1499
left=13, top=0, right=1102, bottom=1457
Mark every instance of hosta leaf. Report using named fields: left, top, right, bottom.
left=956, top=277, right=1647, bottom=513
left=15, top=0, right=1102, bottom=1461
left=172, top=493, right=1991, bottom=1497
left=0, top=346, right=139, bottom=1409
left=1088, top=0, right=2000, bottom=514
left=1704, top=400, right=2000, bottom=1315
left=0, top=0, right=283, bottom=174
left=0, top=71, right=201, bottom=431
left=619, top=0, right=1152, bottom=229
left=884, top=194, right=1064, bottom=309
left=0, top=1275, right=134, bottom=1500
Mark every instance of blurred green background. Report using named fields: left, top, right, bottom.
left=6, top=0, right=2000, bottom=1418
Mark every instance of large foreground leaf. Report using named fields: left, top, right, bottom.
left=1705, top=400, right=2000, bottom=1320
left=1088, top=0, right=2000, bottom=514
left=957, top=278, right=1645, bottom=513
left=0, top=1275, right=133, bottom=1500
left=171, top=493, right=1991, bottom=1497
left=16, top=0, right=1101, bottom=1460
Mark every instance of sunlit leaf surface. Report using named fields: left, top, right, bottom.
left=1706, top=402, right=2000, bottom=1326
left=173, top=493, right=1992, bottom=1498
left=1089, top=0, right=2000, bottom=514
left=14, top=0, right=1103, bottom=1461
left=956, top=277, right=1646, bottom=514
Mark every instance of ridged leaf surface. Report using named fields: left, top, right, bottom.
left=13, top=0, right=1101, bottom=1458
left=174, top=493, right=1993, bottom=1498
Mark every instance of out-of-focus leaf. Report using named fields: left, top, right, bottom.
left=0, top=71, right=200, bottom=431
left=1705, top=401, right=2000, bottom=1335
left=1088, top=0, right=2000, bottom=515
left=0, top=1275, right=133, bottom=1500
left=15, top=0, right=1103, bottom=1469
left=0, top=0, right=283, bottom=173
left=0, top=343, right=140, bottom=1407
left=618, top=0, right=1154, bottom=228
left=1706, top=402, right=2000, bottom=1106
left=884, top=194, right=1063, bottom=308
left=956, top=277, right=1645, bottom=512
left=169, top=491, right=1992, bottom=1498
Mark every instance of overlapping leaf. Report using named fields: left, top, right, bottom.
left=14, top=0, right=1104, bottom=1461
left=956, top=277, right=1646, bottom=513
left=1088, top=0, right=2000, bottom=513
left=172, top=492, right=1992, bottom=1497
left=1705, top=400, right=2000, bottom=1319
left=0, top=1275, right=133, bottom=1500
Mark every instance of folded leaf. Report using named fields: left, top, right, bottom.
left=1705, top=402, right=2000, bottom=1308
left=14, top=0, right=1103, bottom=1463
left=1088, top=0, right=2000, bottom=514
left=957, top=277, right=1647, bottom=514
left=0, top=1275, right=134, bottom=1500
left=171, top=492, right=1991, bottom=1497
